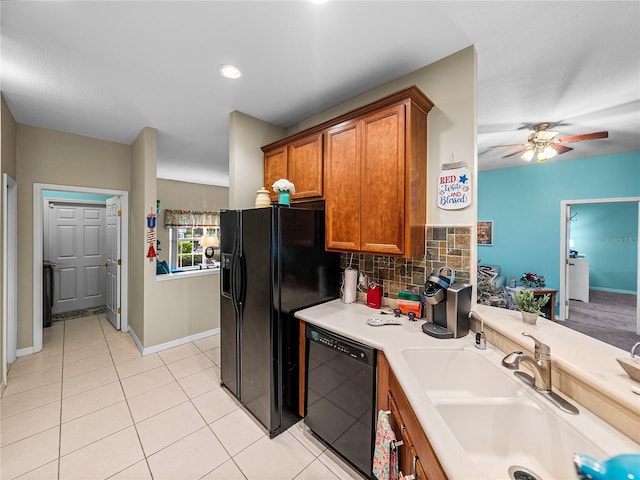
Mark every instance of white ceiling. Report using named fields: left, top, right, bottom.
left=2, top=1, right=639, bottom=186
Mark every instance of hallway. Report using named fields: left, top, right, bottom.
left=0, top=312, right=360, bottom=479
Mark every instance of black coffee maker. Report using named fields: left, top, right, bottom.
left=422, top=268, right=472, bottom=339
left=422, top=268, right=451, bottom=333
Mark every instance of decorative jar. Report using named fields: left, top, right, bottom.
left=255, top=187, right=271, bottom=208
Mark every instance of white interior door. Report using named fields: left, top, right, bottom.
left=48, top=202, right=107, bottom=314
left=106, top=197, right=121, bottom=330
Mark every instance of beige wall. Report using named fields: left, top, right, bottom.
left=12, top=121, right=223, bottom=353
left=2, top=96, right=17, bottom=179
left=143, top=178, right=229, bottom=346
left=228, top=111, right=285, bottom=209
left=15, top=125, right=130, bottom=349
left=146, top=274, right=221, bottom=347
left=156, top=178, right=229, bottom=265
left=128, top=127, right=157, bottom=345
left=1, top=95, right=17, bottom=387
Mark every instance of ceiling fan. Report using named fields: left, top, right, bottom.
left=488, top=123, right=609, bottom=162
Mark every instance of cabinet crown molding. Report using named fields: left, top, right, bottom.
left=261, top=85, right=434, bottom=152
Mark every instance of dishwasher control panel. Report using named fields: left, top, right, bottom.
left=307, top=326, right=373, bottom=365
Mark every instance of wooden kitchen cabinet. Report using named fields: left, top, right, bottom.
left=325, top=119, right=361, bottom=251
left=262, top=86, right=432, bottom=256
left=324, top=88, right=432, bottom=257
left=377, top=351, right=448, bottom=480
left=262, top=133, right=324, bottom=202
left=263, top=146, right=287, bottom=202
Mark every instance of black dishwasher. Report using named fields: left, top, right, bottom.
left=304, top=324, right=376, bottom=478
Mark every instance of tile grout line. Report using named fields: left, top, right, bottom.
left=160, top=350, right=226, bottom=464
left=57, top=318, right=66, bottom=480
left=98, top=312, right=156, bottom=480
left=187, top=337, right=335, bottom=479
left=157, top=345, right=247, bottom=480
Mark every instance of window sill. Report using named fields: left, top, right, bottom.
left=156, top=268, right=219, bottom=282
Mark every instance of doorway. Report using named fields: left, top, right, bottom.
left=45, top=200, right=107, bottom=315
left=33, top=184, right=129, bottom=354
left=559, top=197, right=640, bottom=339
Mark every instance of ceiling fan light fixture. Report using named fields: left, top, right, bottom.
left=521, top=149, right=535, bottom=162
left=537, top=146, right=558, bottom=162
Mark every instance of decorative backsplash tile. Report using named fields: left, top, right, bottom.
left=339, top=225, right=471, bottom=299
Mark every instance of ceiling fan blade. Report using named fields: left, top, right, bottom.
left=487, top=143, right=526, bottom=149
left=556, top=131, right=609, bottom=143
left=502, top=148, right=527, bottom=158
left=551, top=144, right=573, bottom=154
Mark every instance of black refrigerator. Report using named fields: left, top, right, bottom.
left=219, top=204, right=340, bottom=437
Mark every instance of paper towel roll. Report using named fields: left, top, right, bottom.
left=342, top=268, right=358, bottom=304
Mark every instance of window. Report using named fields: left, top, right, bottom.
left=169, top=226, right=220, bottom=271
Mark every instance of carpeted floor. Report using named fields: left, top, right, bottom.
left=561, top=290, right=640, bottom=352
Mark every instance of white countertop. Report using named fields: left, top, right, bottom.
left=295, top=299, right=640, bottom=480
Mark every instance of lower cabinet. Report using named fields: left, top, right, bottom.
left=377, top=352, right=448, bottom=480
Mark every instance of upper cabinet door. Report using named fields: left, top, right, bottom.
left=360, top=103, right=406, bottom=255
left=325, top=120, right=361, bottom=252
left=288, top=133, right=323, bottom=200
left=264, top=146, right=287, bottom=202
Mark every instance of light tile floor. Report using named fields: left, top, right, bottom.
left=1, top=312, right=362, bottom=480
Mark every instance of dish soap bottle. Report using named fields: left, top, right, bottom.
left=573, top=453, right=640, bottom=479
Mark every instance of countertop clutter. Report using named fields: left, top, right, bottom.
left=295, top=299, right=640, bottom=480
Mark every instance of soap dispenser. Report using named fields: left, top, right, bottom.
left=475, top=320, right=486, bottom=350
left=573, top=453, right=640, bottom=480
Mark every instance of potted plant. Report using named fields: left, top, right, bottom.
left=512, top=289, right=550, bottom=325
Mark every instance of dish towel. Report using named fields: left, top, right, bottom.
left=373, top=410, right=399, bottom=480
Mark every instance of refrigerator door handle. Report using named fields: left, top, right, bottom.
left=232, top=253, right=245, bottom=309
left=237, top=254, right=247, bottom=304
left=229, top=255, right=238, bottom=313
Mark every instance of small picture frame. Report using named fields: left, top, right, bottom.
left=477, top=221, right=493, bottom=246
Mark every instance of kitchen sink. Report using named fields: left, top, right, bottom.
left=400, top=347, right=633, bottom=480
left=436, top=401, right=605, bottom=480
left=402, top=348, right=521, bottom=400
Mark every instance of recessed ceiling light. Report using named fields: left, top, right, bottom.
left=219, top=64, right=242, bottom=79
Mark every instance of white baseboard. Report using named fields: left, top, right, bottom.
left=128, top=328, right=144, bottom=354
left=16, top=347, right=35, bottom=358
left=133, top=328, right=221, bottom=356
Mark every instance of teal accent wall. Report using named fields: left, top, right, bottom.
left=571, top=202, right=638, bottom=293
left=43, top=190, right=112, bottom=202
left=478, top=151, right=640, bottom=295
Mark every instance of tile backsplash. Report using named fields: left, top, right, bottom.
left=339, top=225, right=471, bottom=299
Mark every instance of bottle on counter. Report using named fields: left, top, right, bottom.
left=573, top=453, right=640, bottom=480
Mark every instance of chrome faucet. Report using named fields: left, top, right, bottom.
left=502, top=332, right=552, bottom=391
left=502, top=332, right=579, bottom=414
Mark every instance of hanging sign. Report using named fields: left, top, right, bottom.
left=437, top=161, right=471, bottom=210
left=146, top=210, right=157, bottom=261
